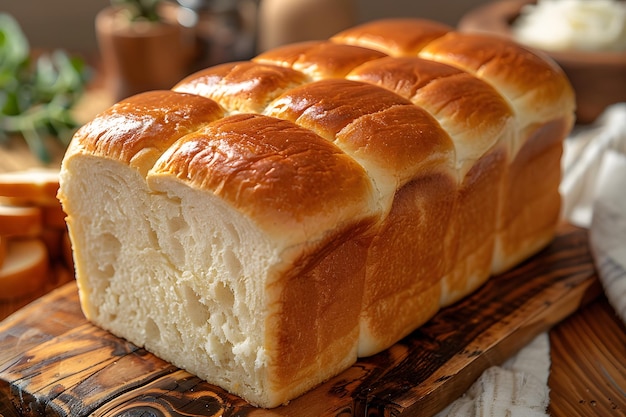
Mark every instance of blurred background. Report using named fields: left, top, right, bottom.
left=1, top=0, right=493, bottom=122
left=4, top=0, right=623, bottom=161
left=0, top=0, right=492, bottom=166
left=3, top=0, right=488, bottom=55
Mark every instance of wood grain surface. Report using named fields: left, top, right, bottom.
left=548, top=296, right=626, bottom=416
left=0, top=224, right=603, bottom=416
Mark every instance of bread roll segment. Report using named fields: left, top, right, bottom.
left=255, top=40, right=387, bottom=79
left=58, top=18, right=575, bottom=408
left=331, top=18, right=453, bottom=56
left=174, top=61, right=310, bottom=114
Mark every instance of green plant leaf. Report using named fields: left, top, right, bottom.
left=0, top=12, right=89, bottom=162
left=0, top=13, right=29, bottom=70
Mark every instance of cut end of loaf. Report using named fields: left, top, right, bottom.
left=60, top=155, right=279, bottom=405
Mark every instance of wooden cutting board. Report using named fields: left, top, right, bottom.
left=0, top=224, right=601, bottom=417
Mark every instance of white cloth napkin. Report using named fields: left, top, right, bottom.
left=436, top=103, right=626, bottom=417
left=562, top=103, right=626, bottom=322
left=435, top=333, right=551, bottom=417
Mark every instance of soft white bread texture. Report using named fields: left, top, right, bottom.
left=57, top=19, right=575, bottom=408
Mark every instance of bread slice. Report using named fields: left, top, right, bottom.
left=0, top=238, right=48, bottom=300
left=0, top=205, right=43, bottom=238
left=0, top=168, right=60, bottom=206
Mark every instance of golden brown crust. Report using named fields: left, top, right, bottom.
left=331, top=18, right=452, bottom=56
left=266, top=79, right=455, bottom=180
left=440, top=146, right=508, bottom=306
left=346, top=56, right=514, bottom=167
left=492, top=117, right=568, bottom=273
left=150, top=113, right=376, bottom=234
left=267, top=220, right=372, bottom=400
left=344, top=54, right=514, bottom=307
left=73, top=91, right=225, bottom=173
left=255, top=40, right=387, bottom=79
left=330, top=17, right=574, bottom=289
left=348, top=55, right=461, bottom=97
left=420, top=32, right=575, bottom=128
left=359, top=171, right=457, bottom=355
left=336, top=103, right=456, bottom=180
left=266, top=79, right=411, bottom=137
left=174, top=61, right=309, bottom=113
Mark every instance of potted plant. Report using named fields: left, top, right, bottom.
left=95, top=0, right=195, bottom=100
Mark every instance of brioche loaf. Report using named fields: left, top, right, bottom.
left=57, top=18, right=575, bottom=408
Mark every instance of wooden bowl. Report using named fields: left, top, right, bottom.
left=458, top=0, right=626, bottom=124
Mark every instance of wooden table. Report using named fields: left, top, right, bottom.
left=548, top=295, right=626, bottom=416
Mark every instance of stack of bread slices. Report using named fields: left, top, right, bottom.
left=0, top=169, right=73, bottom=318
